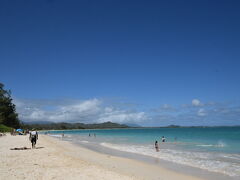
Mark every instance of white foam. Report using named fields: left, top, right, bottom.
left=196, top=144, right=214, bottom=147
left=49, top=134, right=62, bottom=138
left=196, top=141, right=227, bottom=148
left=216, top=141, right=226, bottom=148
left=100, top=142, right=240, bottom=177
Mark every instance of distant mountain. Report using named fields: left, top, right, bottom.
left=124, top=123, right=142, bottom=128
left=21, top=121, right=129, bottom=130
left=83, top=121, right=129, bottom=129
left=166, top=125, right=181, bottom=128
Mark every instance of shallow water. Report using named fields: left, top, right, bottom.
left=45, top=127, right=240, bottom=178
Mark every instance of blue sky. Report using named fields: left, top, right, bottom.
left=1, top=0, right=240, bottom=126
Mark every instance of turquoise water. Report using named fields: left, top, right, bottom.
left=46, top=127, right=240, bottom=177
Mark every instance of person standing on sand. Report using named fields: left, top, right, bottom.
left=29, top=129, right=38, bottom=149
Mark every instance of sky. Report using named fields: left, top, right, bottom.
left=1, top=0, right=240, bottom=126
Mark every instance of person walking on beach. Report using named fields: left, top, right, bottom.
left=29, top=129, right=38, bottom=149
left=155, top=141, right=159, bottom=152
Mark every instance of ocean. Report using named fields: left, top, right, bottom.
left=46, top=127, right=240, bottom=178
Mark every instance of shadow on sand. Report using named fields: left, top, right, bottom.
left=35, top=147, right=44, bottom=149
left=10, top=147, right=45, bottom=150
left=10, top=147, right=31, bottom=150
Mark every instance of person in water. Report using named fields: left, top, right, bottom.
left=155, top=141, right=159, bottom=152
left=29, top=129, right=38, bottom=149
left=161, top=136, right=166, bottom=142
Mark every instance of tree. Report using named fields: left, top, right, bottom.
left=0, top=83, right=20, bottom=128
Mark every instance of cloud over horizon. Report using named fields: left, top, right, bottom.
left=13, top=98, right=147, bottom=125
left=192, top=99, right=201, bottom=106
left=13, top=98, right=240, bottom=126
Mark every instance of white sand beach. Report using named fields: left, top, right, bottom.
left=0, top=134, right=205, bottom=180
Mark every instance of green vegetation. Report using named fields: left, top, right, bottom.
left=22, top=121, right=129, bottom=130
left=0, top=83, right=20, bottom=129
left=0, top=124, right=12, bottom=132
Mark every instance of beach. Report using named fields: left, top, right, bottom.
left=0, top=134, right=205, bottom=180
left=47, top=127, right=240, bottom=179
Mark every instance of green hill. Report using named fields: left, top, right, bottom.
left=0, top=124, right=12, bottom=132
left=21, top=121, right=129, bottom=130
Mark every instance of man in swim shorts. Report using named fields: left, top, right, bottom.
left=29, top=129, right=38, bottom=149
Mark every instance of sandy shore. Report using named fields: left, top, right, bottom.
left=0, top=134, right=205, bottom=180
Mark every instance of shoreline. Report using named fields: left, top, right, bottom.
left=58, top=134, right=235, bottom=180
left=0, top=134, right=225, bottom=180
left=67, top=138, right=232, bottom=180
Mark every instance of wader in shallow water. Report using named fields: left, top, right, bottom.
left=29, top=130, right=38, bottom=148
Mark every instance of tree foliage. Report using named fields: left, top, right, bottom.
left=0, top=83, right=20, bottom=128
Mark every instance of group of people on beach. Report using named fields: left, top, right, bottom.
left=155, top=136, right=166, bottom=152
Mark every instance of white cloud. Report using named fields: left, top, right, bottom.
left=98, top=110, right=146, bottom=124
left=151, top=104, right=176, bottom=113
left=162, top=104, right=171, bottom=109
left=104, top=107, right=113, bottom=113
left=192, top=99, right=201, bottom=106
left=14, top=98, right=147, bottom=124
left=13, top=98, right=25, bottom=108
left=14, top=98, right=101, bottom=123
left=28, top=109, right=46, bottom=120
left=13, top=98, right=240, bottom=126
left=60, top=99, right=101, bottom=113
left=197, top=108, right=207, bottom=116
